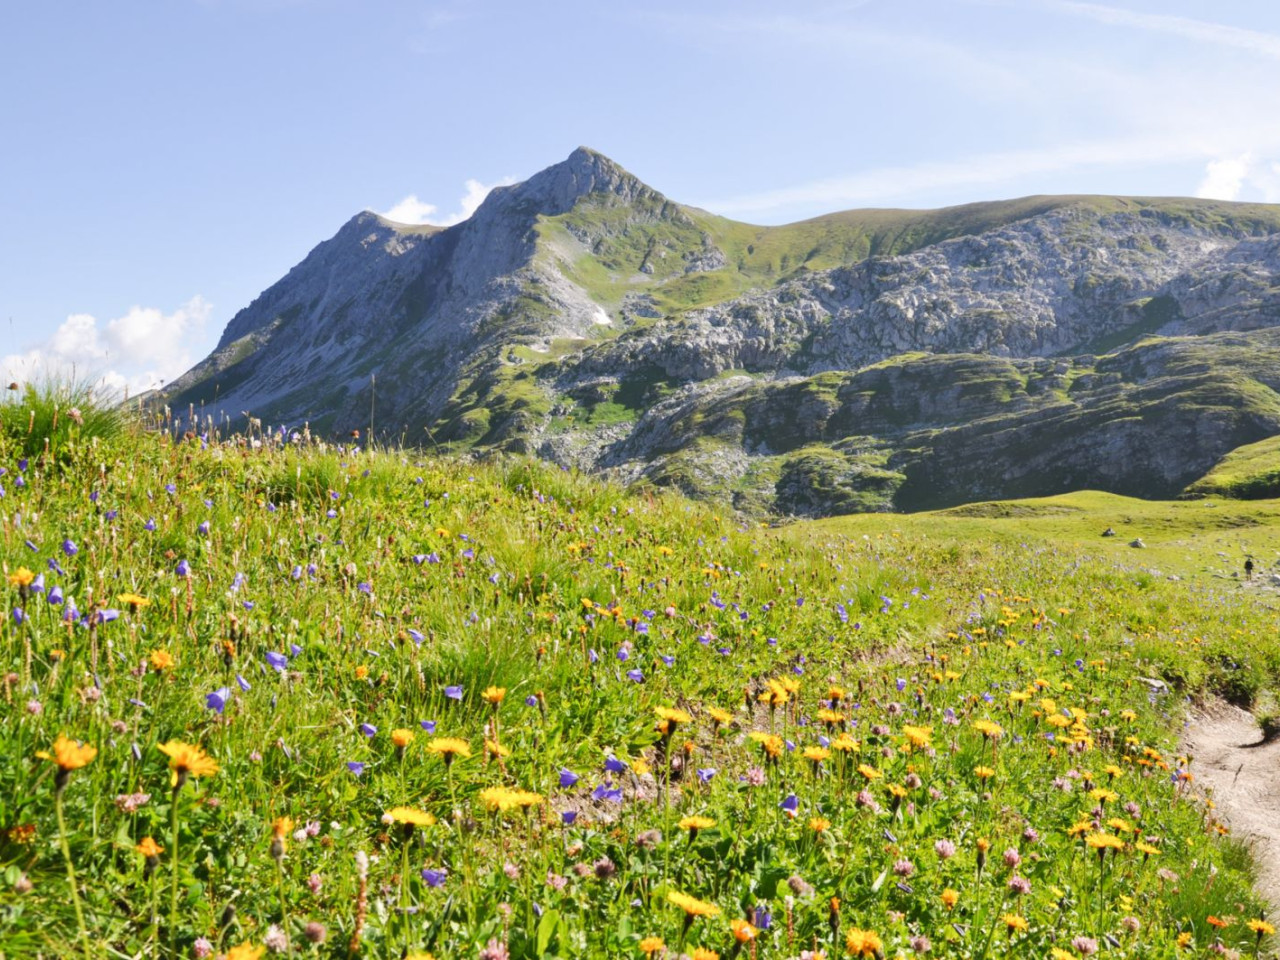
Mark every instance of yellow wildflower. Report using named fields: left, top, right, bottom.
left=157, top=740, right=219, bottom=787
left=37, top=735, right=98, bottom=771
left=845, top=928, right=883, bottom=957
left=667, top=890, right=719, bottom=917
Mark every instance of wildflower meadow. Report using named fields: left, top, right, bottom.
left=1, top=400, right=1277, bottom=959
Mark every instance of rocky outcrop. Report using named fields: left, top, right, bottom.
left=159, top=150, right=1280, bottom=516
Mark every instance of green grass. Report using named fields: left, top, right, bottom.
left=4, top=423, right=1280, bottom=958
left=1184, top=435, right=1280, bottom=500
left=0, top=378, right=126, bottom=464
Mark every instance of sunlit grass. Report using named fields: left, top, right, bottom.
left=1, top=424, right=1277, bottom=957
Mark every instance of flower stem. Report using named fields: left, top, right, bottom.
left=170, top=787, right=181, bottom=955
left=54, top=791, right=88, bottom=942
left=400, top=839, right=411, bottom=956
left=278, top=857, right=293, bottom=957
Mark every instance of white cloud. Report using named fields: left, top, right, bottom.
left=1, top=296, right=212, bottom=398
left=381, top=194, right=440, bottom=224
left=1194, top=153, right=1280, bottom=203
left=379, top=176, right=517, bottom=227
left=1196, top=154, right=1252, bottom=200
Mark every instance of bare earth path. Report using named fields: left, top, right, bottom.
left=1182, top=702, right=1280, bottom=907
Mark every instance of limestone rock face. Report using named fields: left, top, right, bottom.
left=159, top=150, right=1280, bottom=516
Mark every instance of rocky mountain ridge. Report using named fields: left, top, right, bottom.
left=158, top=149, right=1280, bottom=515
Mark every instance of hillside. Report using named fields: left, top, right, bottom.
left=2, top=417, right=1279, bottom=956
left=156, top=149, right=1280, bottom=515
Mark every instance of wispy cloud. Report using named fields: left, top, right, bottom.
left=1042, top=1, right=1280, bottom=59
left=379, top=177, right=517, bottom=227
left=703, top=135, right=1206, bottom=217
left=1, top=296, right=212, bottom=396
left=639, top=8, right=1025, bottom=90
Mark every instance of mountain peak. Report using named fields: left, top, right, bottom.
left=474, top=147, right=661, bottom=222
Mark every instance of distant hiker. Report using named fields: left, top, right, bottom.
left=1101, top=527, right=1116, bottom=537
left=1245, top=558, right=1254, bottom=579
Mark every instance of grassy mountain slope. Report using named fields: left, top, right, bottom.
left=1183, top=434, right=1280, bottom=500
left=155, top=150, right=1280, bottom=517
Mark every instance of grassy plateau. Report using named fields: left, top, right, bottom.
left=2, top=389, right=1279, bottom=960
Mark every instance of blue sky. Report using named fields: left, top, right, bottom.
left=3, top=0, right=1279, bottom=392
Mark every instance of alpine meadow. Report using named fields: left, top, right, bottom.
left=3, top=375, right=1280, bottom=958
left=8, top=2, right=1280, bottom=957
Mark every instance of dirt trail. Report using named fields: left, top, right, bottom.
left=1181, top=702, right=1280, bottom=907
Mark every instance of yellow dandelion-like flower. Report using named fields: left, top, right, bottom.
left=803, top=746, right=830, bottom=764
left=809, top=817, right=831, bottom=833
left=426, top=737, right=472, bottom=760
left=639, top=936, right=666, bottom=955
left=157, top=740, right=219, bottom=788
left=482, top=686, right=506, bottom=704
left=972, top=719, right=1004, bottom=740
left=1248, top=919, right=1275, bottom=936
left=1003, top=914, right=1029, bottom=934
left=941, top=888, right=959, bottom=910
left=391, top=728, right=415, bottom=749
left=691, top=950, right=719, bottom=960
left=385, top=807, right=436, bottom=827
left=149, top=649, right=175, bottom=671
left=136, top=836, right=164, bottom=858
left=656, top=706, right=693, bottom=725
left=749, top=732, right=784, bottom=758
left=901, top=725, right=932, bottom=748
left=37, top=735, right=98, bottom=771
left=973, top=765, right=995, bottom=780
left=7, top=567, right=36, bottom=587
left=226, top=946, right=265, bottom=960
left=511, top=789, right=543, bottom=809
left=118, top=592, right=151, bottom=609
left=845, top=928, right=883, bottom=957
left=1085, top=833, right=1125, bottom=852
left=856, top=763, right=882, bottom=780
left=730, top=918, right=759, bottom=943
left=480, top=786, right=519, bottom=813
left=679, top=815, right=716, bottom=832
left=706, top=706, right=733, bottom=726
left=667, top=890, right=720, bottom=918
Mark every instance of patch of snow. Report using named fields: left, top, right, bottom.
left=592, top=307, right=612, bottom=326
